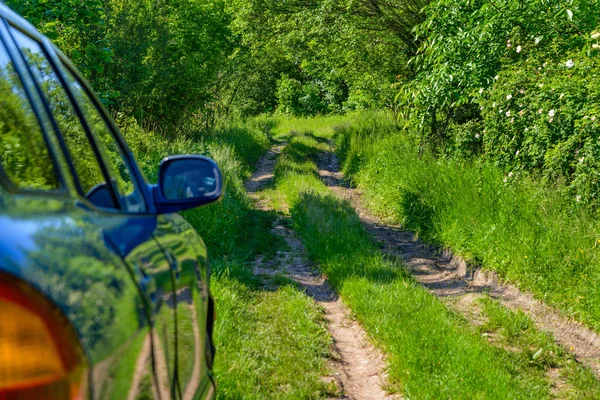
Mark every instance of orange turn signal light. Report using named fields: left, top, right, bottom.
left=0, top=275, right=87, bottom=399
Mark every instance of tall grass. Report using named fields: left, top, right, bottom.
left=267, top=114, right=356, bottom=140
left=335, top=112, right=600, bottom=331
left=122, top=118, right=333, bottom=398
left=269, top=132, right=565, bottom=398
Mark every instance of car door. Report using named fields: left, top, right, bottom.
left=3, top=20, right=176, bottom=399
left=152, top=213, right=213, bottom=399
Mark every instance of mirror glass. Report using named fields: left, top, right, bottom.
left=161, top=158, right=219, bottom=201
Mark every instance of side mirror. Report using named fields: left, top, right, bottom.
left=153, top=155, right=223, bottom=214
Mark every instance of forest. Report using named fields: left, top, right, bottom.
left=7, top=0, right=600, bottom=398
left=7, top=0, right=600, bottom=208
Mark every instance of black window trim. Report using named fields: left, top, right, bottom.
left=0, top=17, right=68, bottom=196
left=54, top=52, right=150, bottom=214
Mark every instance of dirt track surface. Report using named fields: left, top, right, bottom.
left=246, top=144, right=395, bottom=400
left=317, top=145, right=600, bottom=381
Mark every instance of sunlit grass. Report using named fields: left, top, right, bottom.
left=212, top=270, right=333, bottom=399
left=477, top=296, right=600, bottom=398
left=268, top=114, right=356, bottom=139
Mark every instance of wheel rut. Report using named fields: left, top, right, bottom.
left=245, top=143, right=395, bottom=400
left=317, top=144, right=600, bottom=383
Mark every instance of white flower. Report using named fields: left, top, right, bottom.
left=559, top=93, right=565, bottom=99
left=538, top=108, right=543, bottom=114
left=493, top=102, right=497, bottom=107
left=592, top=116, right=597, bottom=121
left=480, top=106, right=485, bottom=111
left=475, top=133, right=480, bottom=139
left=516, top=45, right=522, bottom=53
left=506, top=94, right=513, bottom=100
left=506, top=110, right=511, bottom=117
left=515, top=150, right=520, bottom=156
left=549, top=118, right=554, bottom=123
left=494, top=75, right=499, bottom=80
left=503, top=177, right=508, bottom=183
left=539, top=83, right=544, bottom=88
left=519, top=89, right=525, bottom=94
left=511, top=118, right=515, bottom=123
left=593, top=44, right=600, bottom=50
left=543, top=62, right=547, bottom=68
left=499, top=110, right=503, bottom=114
left=524, top=127, right=529, bottom=132
left=566, top=9, right=573, bottom=21
left=479, top=88, right=484, bottom=94
left=566, top=59, right=575, bottom=68
left=592, top=32, right=600, bottom=39
left=508, top=171, right=513, bottom=178
left=579, top=157, right=585, bottom=163
left=576, top=195, right=581, bottom=202
left=548, top=109, right=555, bottom=117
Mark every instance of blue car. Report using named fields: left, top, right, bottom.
left=0, top=4, right=220, bottom=399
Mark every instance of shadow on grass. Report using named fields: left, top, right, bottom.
left=290, top=191, right=412, bottom=289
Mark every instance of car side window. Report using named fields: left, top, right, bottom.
left=58, top=62, right=145, bottom=213
left=9, top=27, right=115, bottom=208
left=10, top=27, right=145, bottom=212
left=0, top=36, right=60, bottom=191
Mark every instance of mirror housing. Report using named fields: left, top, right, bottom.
left=153, top=155, right=223, bottom=214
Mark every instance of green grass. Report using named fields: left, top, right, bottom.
left=266, top=114, right=356, bottom=140
left=477, top=297, right=600, bottom=399
left=125, top=118, right=335, bottom=398
left=212, top=269, right=333, bottom=399
left=335, top=112, right=600, bottom=332
left=265, top=130, right=593, bottom=398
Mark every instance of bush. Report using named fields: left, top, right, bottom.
left=478, top=44, right=600, bottom=207
left=276, top=74, right=304, bottom=116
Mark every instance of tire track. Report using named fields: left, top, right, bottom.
left=317, top=145, right=600, bottom=382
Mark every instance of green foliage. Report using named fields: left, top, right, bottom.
left=6, top=0, right=421, bottom=123
left=275, top=74, right=303, bottom=116
left=227, top=0, right=413, bottom=116
left=479, top=47, right=600, bottom=207
left=7, top=0, right=233, bottom=132
left=105, top=0, right=234, bottom=131
left=6, top=0, right=113, bottom=90
left=275, top=74, right=328, bottom=117
left=398, top=0, right=600, bottom=210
